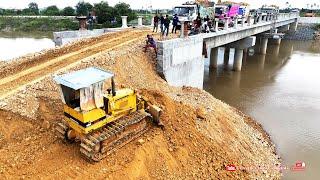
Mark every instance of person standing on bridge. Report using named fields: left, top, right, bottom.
left=172, top=14, right=179, bottom=34
left=153, top=14, right=160, bottom=33
left=87, top=13, right=94, bottom=30
left=163, top=15, right=170, bottom=37
left=160, top=14, right=165, bottom=34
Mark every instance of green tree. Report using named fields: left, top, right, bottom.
left=42, top=5, right=60, bottom=16
left=114, top=3, right=136, bottom=21
left=28, top=2, right=39, bottom=15
left=76, top=2, right=93, bottom=16
left=94, top=2, right=114, bottom=24
left=85, top=2, right=93, bottom=12
left=22, top=8, right=33, bottom=15
left=62, top=6, right=75, bottom=16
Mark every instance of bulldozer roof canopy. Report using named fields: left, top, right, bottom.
left=54, top=67, right=114, bottom=90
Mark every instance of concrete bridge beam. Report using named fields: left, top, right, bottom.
left=226, top=36, right=256, bottom=49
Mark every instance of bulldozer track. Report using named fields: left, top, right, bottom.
left=0, top=29, right=148, bottom=99
left=79, top=110, right=150, bottom=162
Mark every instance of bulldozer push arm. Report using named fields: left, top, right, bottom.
left=136, top=94, right=163, bottom=127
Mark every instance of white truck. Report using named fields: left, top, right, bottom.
left=173, top=1, right=215, bottom=22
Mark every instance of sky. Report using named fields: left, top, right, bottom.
left=0, top=0, right=319, bottom=9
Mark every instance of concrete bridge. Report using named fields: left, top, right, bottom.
left=157, top=13, right=299, bottom=89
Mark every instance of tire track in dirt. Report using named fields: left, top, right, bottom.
left=0, top=29, right=148, bottom=99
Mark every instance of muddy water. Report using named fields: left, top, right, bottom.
left=204, top=40, right=320, bottom=179
left=0, top=31, right=54, bottom=61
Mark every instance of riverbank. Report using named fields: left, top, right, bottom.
left=0, top=29, right=281, bottom=179
left=284, top=23, right=320, bottom=40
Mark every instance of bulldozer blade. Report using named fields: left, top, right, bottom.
left=149, top=104, right=163, bottom=127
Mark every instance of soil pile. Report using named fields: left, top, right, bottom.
left=0, top=28, right=281, bottom=179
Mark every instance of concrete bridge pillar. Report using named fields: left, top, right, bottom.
left=209, top=47, right=219, bottom=68
left=180, top=21, right=185, bottom=38
left=121, top=16, right=128, bottom=28
left=224, top=18, right=230, bottom=30
left=273, top=44, right=280, bottom=57
left=267, top=14, right=271, bottom=21
left=234, top=17, right=238, bottom=29
left=224, top=47, right=230, bottom=67
left=243, top=48, right=248, bottom=54
left=279, top=24, right=290, bottom=32
left=259, top=54, right=266, bottom=70
left=215, top=18, right=219, bottom=32
left=254, top=15, right=258, bottom=24
left=241, top=17, right=245, bottom=27
left=260, top=38, right=268, bottom=54
left=138, top=16, right=143, bottom=26
left=274, top=38, right=281, bottom=45
left=233, top=49, right=244, bottom=71
left=289, top=19, right=298, bottom=32
left=247, top=15, right=252, bottom=26
left=258, top=14, right=263, bottom=23
left=224, top=36, right=256, bottom=71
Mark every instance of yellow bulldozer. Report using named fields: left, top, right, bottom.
left=54, top=67, right=162, bottom=162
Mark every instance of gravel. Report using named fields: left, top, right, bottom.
left=284, top=24, right=317, bottom=40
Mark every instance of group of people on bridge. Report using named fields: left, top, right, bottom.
left=152, top=13, right=217, bottom=37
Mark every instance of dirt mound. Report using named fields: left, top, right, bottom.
left=0, top=29, right=281, bottom=179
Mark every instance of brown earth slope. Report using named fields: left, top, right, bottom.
left=0, top=28, right=281, bottom=179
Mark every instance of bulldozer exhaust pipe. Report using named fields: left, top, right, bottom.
left=111, top=77, right=116, bottom=96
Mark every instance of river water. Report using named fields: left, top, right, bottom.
left=0, top=32, right=54, bottom=61
left=204, top=40, right=320, bottom=179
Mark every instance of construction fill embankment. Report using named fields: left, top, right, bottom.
left=0, top=28, right=281, bottom=179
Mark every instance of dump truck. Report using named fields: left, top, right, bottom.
left=173, top=0, right=215, bottom=22
left=54, top=67, right=162, bottom=162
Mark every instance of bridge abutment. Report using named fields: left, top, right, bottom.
left=156, top=36, right=204, bottom=89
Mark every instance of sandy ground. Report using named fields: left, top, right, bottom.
left=0, top=28, right=281, bottom=179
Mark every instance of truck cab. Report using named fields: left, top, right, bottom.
left=173, top=4, right=199, bottom=22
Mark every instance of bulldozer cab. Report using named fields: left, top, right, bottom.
left=54, top=67, right=113, bottom=112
